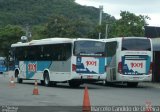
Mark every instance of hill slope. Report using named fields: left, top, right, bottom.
left=0, top=0, right=109, bottom=26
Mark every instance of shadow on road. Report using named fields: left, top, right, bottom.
left=18, top=81, right=99, bottom=90
left=15, top=78, right=155, bottom=89
left=88, top=81, right=153, bottom=89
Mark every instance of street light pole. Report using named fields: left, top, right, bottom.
left=105, top=23, right=108, bottom=39
left=99, top=5, right=103, bottom=39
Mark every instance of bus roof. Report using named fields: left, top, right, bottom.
left=100, top=37, right=150, bottom=42
left=11, top=38, right=100, bottom=47
left=11, top=38, right=73, bottom=47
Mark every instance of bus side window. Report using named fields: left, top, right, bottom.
left=40, top=46, right=44, bottom=59
left=106, top=41, right=117, bottom=57
left=64, top=43, right=71, bottom=60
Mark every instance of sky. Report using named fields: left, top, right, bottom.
left=75, top=0, right=160, bottom=26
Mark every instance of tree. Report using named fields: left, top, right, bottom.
left=0, top=25, right=25, bottom=57
left=87, top=14, right=116, bottom=39
left=112, top=11, right=150, bottom=37
left=31, top=25, right=46, bottom=39
left=43, top=15, right=90, bottom=38
left=90, top=11, right=150, bottom=39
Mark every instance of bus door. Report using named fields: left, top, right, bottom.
left=106, top=55, right=116, bottom=81
left=106, top=41, right=117, bottom=81
left=19, top=61, right=27, bottom=78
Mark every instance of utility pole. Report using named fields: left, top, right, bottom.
left=105, top=23, right=108, bottom=39
left=99, top=5, right=103, bottom=39
left=25, top=24, right=32, bottom=41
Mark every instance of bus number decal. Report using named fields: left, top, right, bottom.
left=131, top=62, right=143, bottom=68
left=28, top=63, right=37, bottom=72
left=86, top=61, right=96, bottom=66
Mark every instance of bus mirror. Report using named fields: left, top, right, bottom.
left=9, top=50, right=11, bottom=55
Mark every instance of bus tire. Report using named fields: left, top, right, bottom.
left=44, top=72, right=51, bottom=87
left=15, top=70, right=23, bottom=83
left=15, top=70, right=19, bottom=78
left=52, top=82, right=57, bottom=87
left=69, top=80, right=81, bottom=88
left=127, top=82, right=138, bottom=87
left=40, top=80, right=45, bottom=86
left=17, top=78, right=23, bottom=83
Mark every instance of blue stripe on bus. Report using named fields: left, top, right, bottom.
left=146, top=56, right=151, bottom=74
left=99, top=58, right=105, bottom=74
left=25, top=61, right=52, bottom=79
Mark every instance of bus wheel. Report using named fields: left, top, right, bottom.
left=40, top=80, right=45, bottom=86
left=127, top=82, right=138, bottom=87
left=17, top=78, right=23, bottom=83
left=15, top=70, right=22, bottom=83
left=15, top=70, right=19, bottom=78
left=44, top=72, right=51, bottom=87
left=69, top=80, right=81, bottom=88
left=52, top=82, right=57, bottom=87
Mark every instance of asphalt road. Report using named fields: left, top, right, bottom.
left=0, top=73, right=160, bottom=112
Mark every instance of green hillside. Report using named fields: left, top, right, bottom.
left=0, top=0, right=148, bottom=57
left=0, top=0, right=112, bottom=26
left=0, top=0, right=116, bottom=56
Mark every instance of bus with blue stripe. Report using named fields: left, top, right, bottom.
left=0, top=57, right=7, bottom=74
left=10, top=38, right=106, bottom=87
left=101, top=37, right=153, bottom=87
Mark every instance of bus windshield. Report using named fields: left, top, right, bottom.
left=0, top=60, right=5, bottom=65
left=122, top=38, right=151, bottom=51
left=0, top=57, right=6, bottom=65
left=74, top=41, right=105, bottom=56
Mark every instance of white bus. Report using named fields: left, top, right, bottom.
left=101, top=37, right=153, bottom=87
left=10, top=38, right=106, bottom=87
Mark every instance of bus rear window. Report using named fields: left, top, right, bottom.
left=74, top=41, right=105, bottom=56
left=122, top=38, right=151, bottom=51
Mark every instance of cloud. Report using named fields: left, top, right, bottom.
left=75, top=0, right=160, bottom=26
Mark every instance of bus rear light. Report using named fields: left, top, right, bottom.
left=118, top=62, right=122, bottom=74
left=149, top=62, right=153, bottom=74
left=72, top=64, right=76, bottom=71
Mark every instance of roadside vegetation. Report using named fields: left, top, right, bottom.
left=0, top=0, right=150, bottom=57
